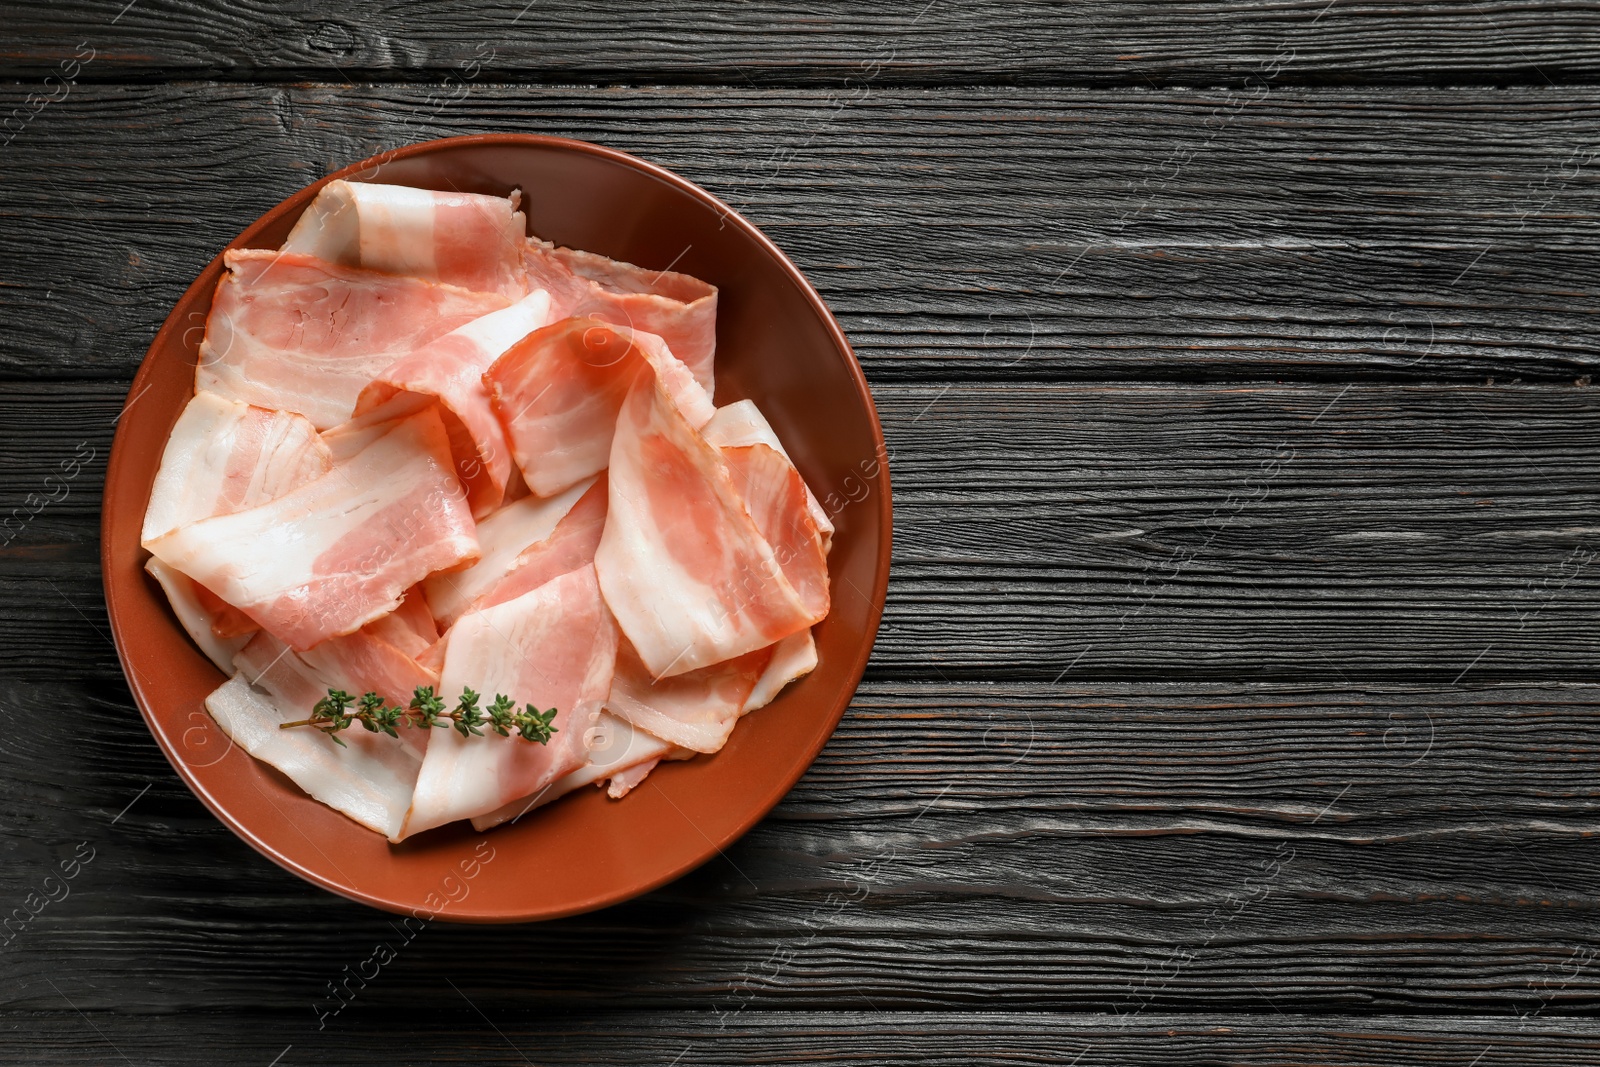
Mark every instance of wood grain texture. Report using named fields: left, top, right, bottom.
left=3, top=4, right=1599, bottom=1058
left=6, top=380, right=1599, bottom=682
left=2, top=85, right=1598, bottom=384
left=2, top=0, right=1599, bottom=86
left=4, top=1012, right=1600, bottom=1065
left=3, top=680, right=1600, bottom=1019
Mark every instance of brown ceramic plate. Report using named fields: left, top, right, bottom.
left=101, top=135, right=890, bottom=922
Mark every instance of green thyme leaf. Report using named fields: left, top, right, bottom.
left=284, top=686, right=559, bottom=748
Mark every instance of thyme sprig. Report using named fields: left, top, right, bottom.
left=278, top=685, right=559, bottom=747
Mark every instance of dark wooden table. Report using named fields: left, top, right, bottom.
left=5, top=2, right=1600, bottom=1063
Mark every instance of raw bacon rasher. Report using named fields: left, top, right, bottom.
left=284, top=180, right=530, bottom=299
left=604, top=636, right=771, bottom=754
left=522, top=239, right=718, bottom=394
left=596, top=370, right=823, bottom=678
left=423, top=475, right=606, bottom=629
left=484, top=318, right=712, bottom=498
left=470, top=711, right=684, bottom=830
left=400, top=565, right=617, bottom=839
left=147, top=408, right=479, bottom=650
left=356, top=290, right=554, bottom=516
left=196, top=249, right=508, bottom=430
left=702, top=399, right=834, bottom=552
left=141, top=391, right=331, bottom=546
left=144, top=557, right=252, bottom=676
left=209, top=625, right=439, bottom=839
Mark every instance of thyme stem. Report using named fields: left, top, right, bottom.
left=277, top=685, right=558, bottom=748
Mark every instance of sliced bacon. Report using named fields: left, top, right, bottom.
left=193, top=581, right=259, bottom=640
left=469, top=475, right=610, bottom=618
left=206, top=674, right=424, bottom=840
left=719, top=442, right=830, bottom=622
left=469, top=710, right=678, bottom=830
left=140, top=390, right=329, bottom=656
left=415, top=636, right=447, bottom=677
left=423, top=476, right=601, bottom=629
left=210, top=626, right=439, bottom=839
left=604, top=758, right=661, bottom=799
left=596, top=372, right=820, bottom=678
left=283, top=180, right=530, bottom=298
left=196, top=249, right=508, bottom=430
left=605, top=636, right=771, bottom=753
left=702, top=399, right=835, bottom=552
left=359, top=587, right=438, bottom=659
left=356, top=291, right=554, bottom=516
left=141, top=391, right=331, bottom=546
left=743, top=628, right=818, bottom=714
left=144, top=557, right=252, bottom=674
left=523, top=238, right=718, bottom=393
left=484, top=318, right=713, bottom=498
left=501, top=464, right=533, bottom=504
left=400, top=566, right=617, bottom=839
left=147, top=408, right=479, bottom=650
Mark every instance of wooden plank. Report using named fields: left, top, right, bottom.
left=4, top=1011, right=1600, bottom=1066
left=3, top=679, right=1600, bottom=1015
left=874, top=380, right=1600, bottom=681
left=6, top=380, right=1599, bottom=681
left=2, top=85, right=1599, bottom=383
left=3, top=1, right=1600, bottom=86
